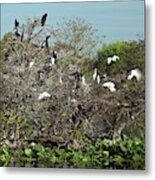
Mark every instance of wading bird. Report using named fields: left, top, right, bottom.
left=38, top=92, right=51, bottom=100
left=93, top=68, right=98, bottom=81
left=107, top=55, right=120, bottom=65
left=97, top=74, right=100, bottom=84
left=103, top=81, right=116, bottom=92
left=81, top=75, right=86, bottom=86
left=50, top=50, right=57, bottom=65
left=127, top=68, right=142, bottom=81
left=59, top=76, right=63, bottom=85
left=29, top=61, right=34, bottom=68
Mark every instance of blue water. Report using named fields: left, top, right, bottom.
left=0, top=1, right=144, bottom=43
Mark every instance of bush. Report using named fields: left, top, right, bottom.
left=0, top=137, right=144, bottom=169
left=97, top=40, right=145, bottom=76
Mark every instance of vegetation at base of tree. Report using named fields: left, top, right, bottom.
left=0, top=136, right=144, bottom=169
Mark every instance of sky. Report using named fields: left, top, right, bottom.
left=0, top=0, right=144, bottom=43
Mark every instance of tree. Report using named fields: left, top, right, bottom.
left=51, top=18, right=99, bottom=58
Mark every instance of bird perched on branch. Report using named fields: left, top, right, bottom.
left=45, top=35, right=51, bottom=48
left=103, top=81, right=116, bottom=92
left=127, top=68, right=142, bottom=82
left=14, top=19, right=19, bottom=29
left=97, top=74, right=101, bottom=84
left=93, top=68, right=98, bottom=81
left=81, top=75, right=86, bottom=86
left=41, top=35, right=50, bottom=48
left=50, top=50, right=57, bottom=66
left=15, top=30, right=21, bottom=38
left=38, top=92, right=51, bottom=100
left=41, top=13, right=48, bottom=26
left=107, top=55, right=120, bottom=65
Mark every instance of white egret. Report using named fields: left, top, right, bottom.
left=81, top=75, right=86, bottom=86
left=29, top=61, right=34, bottom=68
left=93, top=68, right=97, bottom=80
left=107, top=57, right=113, bottom=65
left=112, top=55, right=120, bottom=62
left=127, top=68, right=142, bottom=81
left=59, top=76, right=63, bottom=85
left=103, top=81, right=116, bottom=92
left=38, top=92, right=51, bottom=100
left=97, top=75, right=101, bottom=84
left=50, top=50, right=57, bottom=66
left=107, top=55, right=120, bottom=65
left=50, top=57, right=55, bottom=65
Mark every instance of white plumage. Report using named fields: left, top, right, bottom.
left=29, top=61, right=34, bottom=68
left=38, top=92, right=51, bottom=100
left=59, top=76, right=63, bottom=84
left=107, top=57, right=113, bottom=65
left=51, top=57, right=56, bottom=65
left=127, top=68, right=142, bottom=81
left=82, top=75, right=86, bottom=86
left=103, top=81, right=116, bottom=92
left=107, top=55, right=120, bottom=64
left=112, top=55, right=120, bottom=62
left=93, top=68, right=97, bottom=80
left=97, top=75, right=100, bottom=84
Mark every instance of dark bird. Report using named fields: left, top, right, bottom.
left=45, top=35, right=51, bottom=48
left=14, top=19, right=19, bottom=29
left=15, top=30, right=20, bottom=38
left=50, top=50, right=57, bottom=65
left=52, top=50, right=57, bottom=60
left=41, top=13, right=48, bottom=27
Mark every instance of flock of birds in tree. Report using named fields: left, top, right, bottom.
left=13, top=14, right=142, bottom=101
left=14, top=14, right=58, bottom=70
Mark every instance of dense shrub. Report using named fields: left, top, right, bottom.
left=97, top=40, right=145, bottom=76
left=0, top=137, right=144, bottom=169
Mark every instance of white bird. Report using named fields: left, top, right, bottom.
left=107, top=57, right=113, bottom=65
left=38, top=92, right=51, bottom=100
left=112, top=55, right=120, bottom=62
left=81, top=75, right=86, bottom=86
left=127, top=68, right=142, bottom=81
left=97, top=75, right=100, bottom=84
left=50, top=57, right=56, bottom=65
left=49, top=50, right=57, bottom=66
left=93, top=68, right=97, bottom=80
left=29, top=61, right=34, bottom=68
left=59, top=76, right=63, bottom=85
left=107, top=55, right=120, bottom=64
left=103, top=81, right=116, bottom=92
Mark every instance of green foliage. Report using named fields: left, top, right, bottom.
left=97, top=40, right=145, bottom=76
left=0, top=137, right=145, bottom=169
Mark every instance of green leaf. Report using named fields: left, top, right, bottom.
left=25, top=148, right=32, bottom=156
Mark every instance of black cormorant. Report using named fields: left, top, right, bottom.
left=45, top=35, right=51, bottom=48
left=14, top=19, right=19, bottom=29
left=15, top=30, right=20, bottom=37
left=41, top=13, right=48, bottom=27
